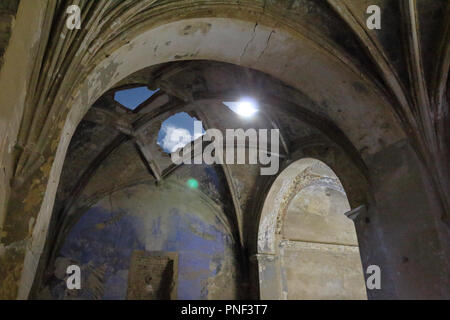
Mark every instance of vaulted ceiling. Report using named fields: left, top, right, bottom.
left=0, top=0, right=448, bottom=300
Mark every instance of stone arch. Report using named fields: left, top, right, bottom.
left=0, top=2, right=446, bottom=300
left=257, top=157, right=367, bottom=299
left=14, top=14, right=402, bottom=298
left=256, top=152, right=369, bottom=256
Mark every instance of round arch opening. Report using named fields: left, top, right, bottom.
left=257, top=158, right=367, bottom=300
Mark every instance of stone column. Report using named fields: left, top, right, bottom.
left=252, top=253, right=283, bottom=300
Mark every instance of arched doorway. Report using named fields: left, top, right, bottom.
left=14, top=15, right=400, bottom=298
left=258, top=158, right=366, bottom=299
left=0, top=1, right=447, bottom=300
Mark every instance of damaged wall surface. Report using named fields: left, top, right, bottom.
left=37, top=177, right=240, bottom=300
left=0, top=0, right=448, bottom=300
left=280, top=160, right=366, bottom=299
left=257, top=159, right=366, bottom=299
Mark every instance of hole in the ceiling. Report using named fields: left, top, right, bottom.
left=114, top=86, right=160, bottom=110
left=223, top=97, right=259, bottom=118
left=157, top=112, right=205, bottom=154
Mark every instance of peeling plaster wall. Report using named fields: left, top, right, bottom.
left=280, top=184, right=366, bottom=300
left=0, top=0, right=19, bottom=68
left=37, top=179, right=240, bottom=300
left=0, top=0, right=51, bottom=299
left=258, top=159, right=366, bottom=300
left=0, top=0, right=448, bottom=300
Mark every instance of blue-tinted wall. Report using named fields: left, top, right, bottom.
left=47, top=180, right=239, bottom=300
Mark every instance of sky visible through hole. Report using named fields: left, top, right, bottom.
left=157, top=112, right=205, bottom=154
left=115, top=87, right=205, bottom=153
left=114, top=86, right=160, bottom=110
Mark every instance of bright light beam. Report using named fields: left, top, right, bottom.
left=187, top=178, right=199, bottom=189
left=223, top=98, right=259, bottom=118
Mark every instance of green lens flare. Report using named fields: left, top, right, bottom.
left=187, top=178, right=199, bottom=189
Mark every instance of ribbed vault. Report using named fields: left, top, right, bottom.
left=0, top=0, right=448, bottom=300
